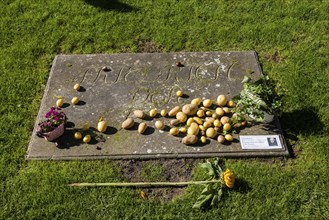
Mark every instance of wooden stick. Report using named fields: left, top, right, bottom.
left=68, top=180, right=220, bottom=187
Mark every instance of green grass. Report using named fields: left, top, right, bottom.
left=1, top=0, right=329, bottom=219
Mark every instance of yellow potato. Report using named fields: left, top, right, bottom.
left=170, top=119, right=181, bottom=126
left=182, top=104, right=198, bottom=116
left=202, top=99, right=212, bottom=108
left=155, top=121, right=165, bottom=130
left=206, top=127, right=217, bottom=138
left=217, top=135, right=225, bottom=143
left=168, top=106, right=181, bottom=117
left=216, top=108, right=225, bottom=116
left=169, top=127, right=179, bottom=136
left=179, top=127, right=187, bottom=133
left=223, top=123, right=231, bottom=131
left=134, top=110, right=146, bottom=119
left=149, top=109, right=157, bottom=117
left=213, top=119, right=222, bottom=127
left=182, top=135, right=198, bottom=145
left=83, top=135, right=91, bottom=143
left=196, top=109, right=205, bottom=118
left=176, top=112, right=187, bottom=122
left=82, top=123, right=90, bottom=131
left=191, top=98, right=201, bottom=106
left=122, top=118, right=134, bottom=129
left=97, top=120, right=107, bottom=133
left=74, top=83, right=81, bottom=91
left=203, top=121, right=212, bottom=128
left=187, top=122, right=199, bottom=135
left=225, top=134, right=233, bottom=142
left=217, top=94, right=227, bottom=106
left=223, top=107, right=230, bottom=114
left=56, top=98, right=64, bottom=107
left=138, top=122, right=148, bottom=134
left=74, top=132, right=82, bottom=140
left=71, top=97, right=79, bottom=105
left=193, top=117, right=203, bottom=125
left=160, top=109, right=167, bottom=117
left=176, top=90, right=183, bottom=97
left=186, top=118, right=194, bottom=126
left=206, top=111, right=213, bottom=116
left=200, top=136, right=207, bottom=143
left=227, top=100, right=235, bottom=107
left=220, top=116, right=231, bottom=125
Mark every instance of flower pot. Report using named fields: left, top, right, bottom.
left=37, top=123, right=65, bottom=141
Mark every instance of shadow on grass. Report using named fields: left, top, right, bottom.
left=279, top=108, right=324, bottom=157
left=82, top=0, right=138, bottom=12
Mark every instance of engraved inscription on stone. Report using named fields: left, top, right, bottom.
left=27, top=52, right=289, bottom=160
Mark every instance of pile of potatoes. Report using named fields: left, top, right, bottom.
left=122, top=93, right=249, bottom=146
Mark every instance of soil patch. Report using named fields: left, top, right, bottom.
left=116, top=158, right=201, bottom=201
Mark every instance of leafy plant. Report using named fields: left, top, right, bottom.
left=192, top=158, right=235, bottom=209
left=233, top=75, right=282, bottom=122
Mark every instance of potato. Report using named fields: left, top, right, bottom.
left=206, top=110, right=213, bottom=116
left=83, top=135, right=91, bottom=143
left=187, top=122, right=199, bottom=135
left=97, top=120, right=107, bottom=133
left=74, top=132, right=82, bottom=140
left=74, top=83, right=80, bottom=91
left=225, top=134, right=233, bottom=141
left=193, top=117, right=203, bottom=125
left=206, top=127, right=217, bottom=138
left=196, top=109, right=205, bottom=118
left=168, top=106, right=181, bottom=117
left=122, top=118, right=134, bottom=129
left=191, top=98, right=201, bottom=106
left=205, top=117, right=215, bottom=123
left=134, top=110, right=146, bottom=119
left=170, top=119, right=181, bottom=126
left=216, top=108, right=225, bottom=116
left=220, top=116, right=231, bottom=125
left=223, top=107, right=230, bottom=114
left=56, top=98, right=64, bottom=107
left=71, top=97, right=79, bottom=105
left=203, top=99, right=212, bottom=108
left=149, top=109, right=157, bottom=117
left=176, top=112, right=187, bottom=122
left=182, top=135, right=198, bottom=145
left=155, top=121, right=165, bottom=130
left=217, top=135, right=225, bottom=143
left=217, top=95, right=227, bottom=106
left=176, top=90, right=183, bottom=97
left=138, top=122, right=148, bottom=134
left=169, top=127, right=179, bottom=136
left=182, top=104, right=198, bottom=116
left=199, top=125, right=206, bottom=131
left=213, top=119, right=221, bottom=127
left=82, top=123, right=90, bottom=131
left=203, top=121, right=212, bottom=128
left=179, top=127, right=187, bottom=133
left=200, top=136, right=207, bottom=143
left=223, top=123, right=231, bottom=131
left=227, top=100, right=235, bottom=107
left=186, top=118, right=194, bottom=126
left=160, top=109, right=167, bottom=117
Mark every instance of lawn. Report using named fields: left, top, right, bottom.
left=1, top=0, right=328, bottom=219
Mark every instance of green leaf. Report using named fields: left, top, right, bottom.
left=192, top=186, right=217, bottom=209
left=200, top=161, right=215, bottom=177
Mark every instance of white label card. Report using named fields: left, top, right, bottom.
left=240, top=135, right=283, bottom=150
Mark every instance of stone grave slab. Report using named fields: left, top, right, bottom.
left=27, top=52, right=289, bottom=160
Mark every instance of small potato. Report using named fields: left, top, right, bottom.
left=217, top=135, right=225, bottom=143
left=74, top=132, right=82, bottom=140
left=160, top=109, right=167, bottom=117
left=217, top=94, right=227, bottom=106
left=176, top=90, right=183, bottom=97
left=227, top=100, right=235, bottom=107
left=182, top=135, right=198, bottom=145
left=155, top=121, right=165, bottom=130
left=170, top=119, right=181, bottom=126
left=220, top=116, right=231, bottom=125
left=216, top=108, right=225, bottom=116
left=179, top=127, right=187, bottom=133
left=223, top=123, right=231, bottom=131
left=83, top=135, right=91, bottom=143
left=203, top=121, right=212, bottom=128
left=168, top=106, right=181, bottom=117
left=97, top=120, right=107, bottom=133
left=202, top=99, right=212, bottom=108
left=176, top=112, right=187, bottom=123
left=191, top=98, right=201, bottom=106
left=182, top=104, right=198, bottom=116
left=74, top=83, right=81, bottom=91
left=149, top=109, right=157, bottom=117
left=196, top=109, right=205, bottom=118
left=205, top=117, right=215, bottom=123
left=212, top=113, right=219, bottom=119
left=169, top=127, right=179, bottom=136
left=122, top=118, right=134, bottom=129
left=71, top=97, right=79, bottom=105
left=134, top=110, right=146, bottom=119
left=213, top=119, right=221, bottom=127
left=199, top=125, right=206, bottom=131
left=186, top=118, right=194, bottom=126
left=193, top=117, right=203, bottom=125
left=206, top=111, right=213, bottom=116
left=200, top=136, right=207, bottom=143
left=138, top=122, right=148, bottom=134
left=206, top=127, right=217, bottom=138
left=187, top=122, right=199, bottom=135
left=56, top=98, right=64, bottom=107
left=223, top=107, right=230, bottom=114
left=225, top=134, right=233, bottom=141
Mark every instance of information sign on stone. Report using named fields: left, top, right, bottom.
left=27, top=52, right=289, bottom=160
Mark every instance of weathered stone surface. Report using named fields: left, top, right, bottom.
left=27, top=52, right=289, bottom=160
